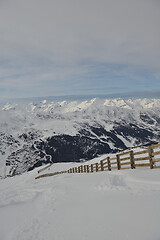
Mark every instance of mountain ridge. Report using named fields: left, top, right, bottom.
left=0, top=98, right=160, bottom=176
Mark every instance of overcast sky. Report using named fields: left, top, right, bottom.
left=0, top=0, right=160, bottom=100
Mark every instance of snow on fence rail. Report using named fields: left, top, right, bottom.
left=35, top=143, right=160, bottom=179
left=37, top=163, right=53, bottom=174
left=67, top=143, right=160, bottom=174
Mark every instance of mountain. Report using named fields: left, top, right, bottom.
left=0, top=98, right=160, bottom=176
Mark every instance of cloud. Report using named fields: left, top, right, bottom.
left=0, top=0, right=160, bottom=99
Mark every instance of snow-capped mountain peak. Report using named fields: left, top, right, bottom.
left=0, top=98, right=160, bottom=176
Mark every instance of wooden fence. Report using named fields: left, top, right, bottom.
left=35, top=170, right=67, bottom=179
left=67, top=143, right=160, bottom=174
left=37, top=163, right=53, bottom=174
left=35, top=143, right=160, bottom=179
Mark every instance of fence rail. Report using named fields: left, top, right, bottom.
left=35, top=143, right=160, bottom=179
left=67, top=143, right=160, bottom=174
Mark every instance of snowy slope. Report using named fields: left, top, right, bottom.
left=1, top=162, right=160, bottom=240
left=0, top=98, right=160, bottom=175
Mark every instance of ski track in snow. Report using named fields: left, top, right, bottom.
left=1, top=163, right=160, bottom=240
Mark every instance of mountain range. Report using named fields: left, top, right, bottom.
left=0, top=98, right=160, bottom=176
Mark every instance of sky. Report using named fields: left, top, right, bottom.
left=0, top=0, right=160, bottom=100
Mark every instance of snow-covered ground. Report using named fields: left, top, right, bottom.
left=1, top=162, right=160, bottom=240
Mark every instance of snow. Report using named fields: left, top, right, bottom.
left=104, top=98, right=132, bottom=109
left=1, top=162, right=160, bottom=240
left=0, top=97, right=160, bottom=176
left=1, top=98, right=160, bottom=145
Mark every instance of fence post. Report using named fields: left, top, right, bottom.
left=78, top=166, right=80, bottom=173
left=148, top=146, right=154, bottom=169
left=100, top=160, right=104, bottom=171
left=130, top=150, right=135, bottom=169
left=73, top=168, right=74, bottom=173
left=86, top=165, right=89, bottom=173
left=116, top=155, right=121, bottom=170
left=84, top=165, right=86, bottom=173
left=75, top=167, right=77, bottom=173
left=107, top=157, right=111, bottom=171
left=96, top=163, right=99, bottom=172
left=91, top=164, right=93, bottom=172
